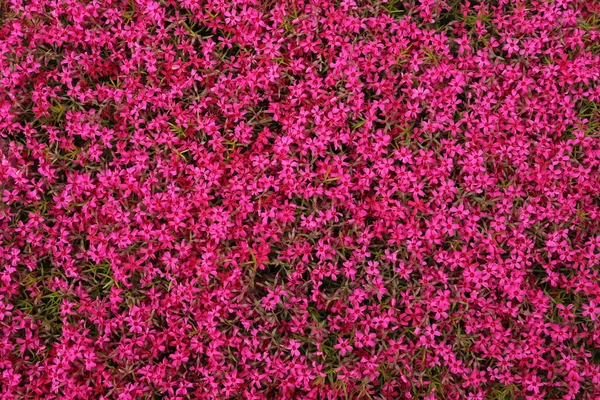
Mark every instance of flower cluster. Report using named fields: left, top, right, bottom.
left=1, top=0, right=600, bottom=398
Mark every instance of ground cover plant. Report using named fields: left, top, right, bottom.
left=1, top=0, right=600, bottom=398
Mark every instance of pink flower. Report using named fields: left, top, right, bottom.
left=1, top=0, right=599, bottom=397
left=334, top=338, right=353, bottom=356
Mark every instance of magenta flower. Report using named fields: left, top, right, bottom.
left=1, top=0, right=600, bottom=398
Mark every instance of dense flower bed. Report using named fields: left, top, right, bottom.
left=1, top=0, right=600, bottom=398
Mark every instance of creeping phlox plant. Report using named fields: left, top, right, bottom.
left=1, top=0, right=600, bottom=398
